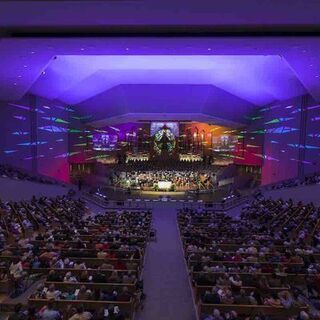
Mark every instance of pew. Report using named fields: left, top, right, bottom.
left=28, top=298, right=134, bottom=320
left=194, top=284, right=290, bottom=300
left=44, top=281, right=137, bottom=292
left=198, top=303, right=308, bottom=319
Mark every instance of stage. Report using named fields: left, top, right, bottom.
left=135, top=190, right=186, bottom=196
left=101, top=185, right=230, bottom=202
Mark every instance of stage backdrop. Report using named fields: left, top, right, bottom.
left=89, top=121, right=240, bottom=162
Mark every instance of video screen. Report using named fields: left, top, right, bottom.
left=93, top=133, right=118, bottom=151
left=150, top=122, right=179, bottom=137
left=211, top=135, right=238, bottom=152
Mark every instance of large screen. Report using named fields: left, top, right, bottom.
left=211, top=135, right=238, bottom=152
left=150, top=122, right=179, bottom=137
left=93, top=133, right=118, bottom=151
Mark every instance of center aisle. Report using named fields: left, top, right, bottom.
left=136, top=203, right=197, bottom=320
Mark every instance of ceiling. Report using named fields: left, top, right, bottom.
left=0, top=37, right=319, bottom=127
left=1, top=0, right=320, bottom=28
left=30, top=55, right=306, bottom=106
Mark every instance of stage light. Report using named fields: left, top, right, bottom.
left=42, top=117, right=69, bottom=124
left=12, top=131, right=29, bottom=136
left=14, top=115, right=27, bottom=121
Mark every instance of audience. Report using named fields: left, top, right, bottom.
left=179, top=197, right=320, bottom=319
left=3, top=164, right=320, bottom=319
left=0, top=164, right=61, bottom=185
left=0, top=194, right=150, bottom=320
left=265, top=172, right=320, bottom=191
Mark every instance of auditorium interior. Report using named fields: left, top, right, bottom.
left=1, top=1, right=320, bottom=320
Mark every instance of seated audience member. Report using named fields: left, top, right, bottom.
left=38, top=300, right=61, bottom=320
left=68, top=305, right=92, bottom=320
left=47, top=270, right=62, bottom=282
left=278, top=290, right=295, bottom=309
left=45, top=285, right=61, bottom=300
left=117, top=286, right=131, bottom=301
left=210, top=309, right=224, bottom=320
left=234, top=289, right=251, bottom=305
left=76, top=285, right=88, bottom=300
left=203, top=287, right=221, bottom=304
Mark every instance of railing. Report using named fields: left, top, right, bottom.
left=182, top=195, right=249, bottom=211
left=83, top=192, right=153, bottom=209
left=84, top=191, right=249, bottom=211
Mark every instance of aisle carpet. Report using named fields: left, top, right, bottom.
left=136, top=203, right=197, bottom=320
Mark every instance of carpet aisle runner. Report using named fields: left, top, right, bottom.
left=136, top=203, right=197, bottom=320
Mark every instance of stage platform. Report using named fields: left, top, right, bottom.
left=137, top=190, right=186, bottom=196
left=100, top=186, right=230, bottom=202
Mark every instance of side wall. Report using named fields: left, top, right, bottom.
left=236, top=94, right=320, bottom=185
left=260, top=97, right=302, bottom=185
left=0, top=95, right=71, bottom=182
left=0, top=96, right=34, bottom=171
left=35, top=96, right=70, bottom=182
left=304, top=98, right=320, bottom=175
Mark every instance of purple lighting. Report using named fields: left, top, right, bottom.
left=30, top=55, right=306, bottom=108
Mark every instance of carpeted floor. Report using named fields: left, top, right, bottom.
left=136, top=203, right=197, bottom=320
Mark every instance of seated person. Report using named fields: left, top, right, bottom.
left=68, top=305, right=92, bottom=320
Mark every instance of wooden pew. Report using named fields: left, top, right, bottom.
left=182, top=242, right=315, bottom=252
left=0, top=279, right=11, bottom=294
left=0, top=267, right=139, bottom=277
left=28, top=298, right=134, bottom=320
left=191, top=271, right=310, bottom=282
left=44, top=281, right=137, bottom=292
left=30, top=239, right=147, bottom=248
left=194, top=284, right=289, bottom=300
left=198, top=303, right=307, bottom=319
left=0, top=256, right=141, bottom=271
left=188, top=260, right=304, bottom=268
left=3, top=247, right=145, bottom=262
left=186, top=251, right=320, bottom=262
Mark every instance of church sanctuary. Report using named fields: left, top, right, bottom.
left=1, top=1, right=320, bottom=319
